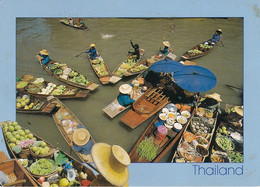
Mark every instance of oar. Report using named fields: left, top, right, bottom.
left=220, top=40, right=224, bottom=47
left=225, top=84, right=242, bottom=91
left=75, top=51, right=85, bottom=57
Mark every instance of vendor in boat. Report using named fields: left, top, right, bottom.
left=128, top=40, right=140, bottom=60
left=38, top=49, right=50, bottom=66
left=117, top=84, right=135, bottom=107
left=84, top=43, right=98, bottom=60
left=68, top=18, right=74, bottom=26
left=159, top=41, right=171, bottom=55
left=198, top=92, right=222, bottom=114
left=175, top=89, right=199, bottom=112
left=208, top=29, right=223, bottom=45
left=72, top=127, right=94, bottom=156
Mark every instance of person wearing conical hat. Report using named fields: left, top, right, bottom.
left=160, top=40, right=171, bottom=55
left=90, top=143, right=130, bottom=186
left=84, top=43, right=98, bottom=60
left=38, top=49, right=50, bottom=66
left=117, top=84, right=135, bottom=107
left=209, top=28, right=223, bottom=44
left=199, top=92, right=222, bottom=113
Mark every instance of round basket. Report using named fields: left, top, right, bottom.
left=30, top=147, right=54, bottom=160
left=18, top=148, right=30, bottom=159
left=21, top=75, right=35, bottom=82
left=29, top=159, right=58, bottom=178
left=215, top=135, right=235, bottom=152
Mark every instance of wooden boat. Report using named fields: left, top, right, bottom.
left=103, top=86, right=145, bottom=118
left=36, top=55, right=99, bottom=91
left=60, top=19, right=88, bottom=30
left=16, top=90, right=56, bottom=114
left=47, top=96, right=96, bottom=164
left=0, top=159, right=38, bottom=186
left=171, top=106, right=219, bottom=163
left=181, top=41, right=217, bottom=60
left=87, top=51, right=112, bottom=84
left=120, top=87, right=169, bottom=129
left=109, top=49, right=145, bottom=84
left=128, top=105, right=195, bottom=163
left=0, top=121, right=97, bottom=186
left=22, top=75, right=90, bottom=99
left=103, top=97, right=131, bottom=118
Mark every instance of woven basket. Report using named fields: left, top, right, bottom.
left=30, top=147, right=54, bottom=160
left=18, top=148, right=30, bottom=159
left=21, top=75, right=35, bottom=82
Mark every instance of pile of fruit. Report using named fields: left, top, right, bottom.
left=29, top=158, right=56, bottom=176
left=93, top=61, right=110, bottom=76
left=70, top=74, right=89, bottom=86
left=115, top=58, right=137, bottom=76
left=2, top=121, right=36, bottom=149
left=31, top=141, right=51, bottom=156
left=16, top=94, right=44, bottom=110
left=188, top=49, right=202, bottom=55
left=38, top=82, right=57, bottom=95
left=199, top=43, right=213, bottom=51
left=215, top=135, right=235, bottom=151
left=52, top=85, right=67, bottom=95
left=129, top=64, right=148, bottom=73
left=217, top=126, right=231, bottom=135
left=227, top=151, right=243, bottom=162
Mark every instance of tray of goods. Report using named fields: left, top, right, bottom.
left=29, top=158, right=58, bottom=178
left=177, top=141, right=199, bottom=161
left=30, top=141, right=54, bottom=160
left=227, top=151, right=243, bottom=163
left=215, top=135, right=235, bottom=152
left=210, top=151, right=231, bottom=163
left=190, top=117, right=212, bottom=137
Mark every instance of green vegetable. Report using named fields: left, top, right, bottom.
left=137, top=137, right=158, bottom=161
left=215, top=135, right=235, bottom=151
left=30, top=159, right=56, bottom=175
left=227, top=151, right=243, bottom=163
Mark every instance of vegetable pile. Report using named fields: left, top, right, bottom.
left=30, top=159, right=56, bottom=175
left=137, top=137, right=158, bottom=161
left=215, top=135, right=235, bottom=151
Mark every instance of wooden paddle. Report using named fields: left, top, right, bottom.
left=76, top=51, right=85, bottom=57
left=220, top=40, right=224, bottom=47
left=225, top=84, right=242, bottom=91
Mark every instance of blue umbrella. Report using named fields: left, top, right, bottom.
left=173, top=65, right=217, bottom=92
left=149, top=59, right=184, bottom=73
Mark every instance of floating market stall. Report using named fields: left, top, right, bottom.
left=19, top=75, right=90, bottom=99
left=47, top=96, right=96, bottom=164
left=86, top=48, right=112, bottom=84
left=209, top=105, right=243, bottom=163
left=60, top=19, right=87, bottom=30
left=0, top=121, right=99, bottom=186
left=16, top=90, right=57, bottom=114
left=109, top=49, right=145, bottom=84
left=129, top=103, right=194, bottom=163
left=36, top=55, right=99, bottom=91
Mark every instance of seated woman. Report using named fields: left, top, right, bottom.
left=85, top=43, right=98, bottom=60
left=38, top=49, right=50, bottom=66
left=199, top=92, right=222, bottom=114
left=117, top=84, right=135, bottom=107
left=174, top=88, right=199, bottom=112
left=160, top=41, right=171, bottom=55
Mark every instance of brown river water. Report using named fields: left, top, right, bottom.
left=16, top=18, right=243, bottom=162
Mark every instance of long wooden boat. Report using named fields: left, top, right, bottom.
left=171, top=106, right=219, bottom=163
left=128, top=105, right=195, bottom=163
left=47, top=96, right=96, bottom=164
left=22, top=75, right=90, bottom=99
left=109, top=49, right=145, bottom=84
left=87, top=50, right=112, bottom=84
left=0, top=159, right=38, bottom=186
left=120, top=87, right=169, bottom=129
left=0, top=121, right=98, bottom=186
left=16, top=90, right=56, bottom=114
left=103, top=86, right=145, bottom=118
left=60, top=19, right=88, bottom=30
left=36, top=55, right=99, bottom=91
left=181, top=41, right=216, bottom=60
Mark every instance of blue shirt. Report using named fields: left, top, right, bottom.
left=160, top=46, right=169, bottom=55
left=85, top=48, right=98, bottom=60
left=117, top=93, right=135, bottom=107
left=39, top=54, right=50, bottom=65
left=211, top=33, right=222, bottom=43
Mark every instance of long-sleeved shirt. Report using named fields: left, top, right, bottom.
left=211, top=33, right=222, bottom=43
left=117, top=93, right=135, bottom=107
left=160, top=46, right=169, bottom=55
left=85, top=48, right=98, bottom=60
left=39, top=54, right=50, bottom=65
left=130, top=41, right=140, bottom=60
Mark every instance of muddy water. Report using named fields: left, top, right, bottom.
left=16, top=18, right=243, bottom=162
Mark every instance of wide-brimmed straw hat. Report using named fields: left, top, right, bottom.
left=40, top=49, right=49, bottom=56
left=72, top=128, right=90, bottom=146
left=90, top=43, right=96, bottom=47
left=205, top=93, right=222, bottom=102
left=91, top=143, right=130, bottom=186
left=234, top=105, right=243, bottom=116
left=163, top=41, right=171, bottom=47
left=119, top=84, right=132, bottom=94
left=216, top=29, right=223, bottom=33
